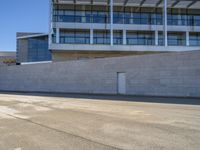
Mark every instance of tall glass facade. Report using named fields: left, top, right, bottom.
left=52, top=29, right=123, bottom=45
left=51, top=4, right=200, bottom=47
left=52, top=29, right=200, bottom=46
left=53, top=6, right=200, bottom=26
left=28, top=36, right=51, bottom=62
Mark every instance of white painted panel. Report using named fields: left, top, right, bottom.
left=117, top=73, right=126, bottom=94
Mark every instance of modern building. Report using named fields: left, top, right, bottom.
left=0, top=51, right=16, bottom=66
left=17, top=33, right=52, bottom=64
left=49, top=0, right=200, bottom=61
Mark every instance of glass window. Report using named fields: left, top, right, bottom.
left=114, top=31, right=123, bottom=45
left=28, top=36, right=51, bottom=62
left=124, top=12, right=131, bottom=24
left=53, top=7, right=200, bottom=27
left=132, top=13, right=141, bottom=24
left=94, top=30, right=110, bottom=44
left=60, top=30, right=90, bottom=44
left=168, top=32, right=186, bottom=46
left=92, top=11, right=108, bottom=23
left=114, top=12, right=124, bottom=24
left=127, top=31, right=154, bottom=45
left=190, top=33, right=200, bottom=46
left=194, top=15, right=200, bottom=26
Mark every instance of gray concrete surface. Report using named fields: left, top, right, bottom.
left=0, top=51, right=200, bottom=97
left=0, top=92, right=200, bottom=150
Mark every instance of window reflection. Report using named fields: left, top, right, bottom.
left=28, top=36, right=51, bottom=62
left=53, top=7, right=200, bottom=26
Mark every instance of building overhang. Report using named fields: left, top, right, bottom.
left=53, top=0, right=200, bottom=9
left=17, top=33, right=49, bottom=40
left=50, top=43, right=200, bottom=52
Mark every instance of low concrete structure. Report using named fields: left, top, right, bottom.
left=0, top=51, right=200, bottom=97
left=16, top=32, right=52, bottom=64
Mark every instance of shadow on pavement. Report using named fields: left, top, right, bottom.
left=0, top=91, right=200, bottom=105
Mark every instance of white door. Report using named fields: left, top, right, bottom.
left=117, top=73, right=126, bottom=94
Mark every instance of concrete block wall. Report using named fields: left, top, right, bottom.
left=0, top=51, right=200, bottom=97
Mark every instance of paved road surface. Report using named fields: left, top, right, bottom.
left=0, top=92, right=200, bottom=150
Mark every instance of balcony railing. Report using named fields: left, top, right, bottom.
left=127, top=38, right=155, bottom=45
left=51, top=34, right=200, bottom=46
left=53, top=11, right=200, bottom=26
left=189, top=39, right=200, bottom=46
left=60, top=36, right=90, bottom=44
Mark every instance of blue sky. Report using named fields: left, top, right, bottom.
left=0, top=0, right=49, bottom=51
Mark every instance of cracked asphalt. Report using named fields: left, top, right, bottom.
left=0, top=92, right=200, bottom=150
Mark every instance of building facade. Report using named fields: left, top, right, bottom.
left=17, top=33, right=52, bottom=64
left=49, top=0, right=200, bottom=61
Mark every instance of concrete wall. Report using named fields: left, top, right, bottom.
left=50, top=43, right=200, bottom=52
left=17, top=39, right=28, bottom=63
left=51, top=51, right=157, bottom=62
left=0, top=51, right=200, bottom=97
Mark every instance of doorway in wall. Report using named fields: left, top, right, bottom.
left=117, top=72, right=126, bottom=94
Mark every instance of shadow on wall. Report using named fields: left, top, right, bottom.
left=0, top=92, right=200, bottom=105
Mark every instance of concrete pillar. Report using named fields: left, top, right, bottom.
left=186, top=31, right=190, bottom=46
left=123, top=30, right=127, bottom=45
left=56, top=28, right=60, bottom=44
left=155, top=30, right=159, bottom=46
left=49, top=0, right=53, bottom=45
left=90, top=29, right=94, bottom=44
left=163, top=0, right=168, bottom=47
left=110, top=0, right=113, bottom=46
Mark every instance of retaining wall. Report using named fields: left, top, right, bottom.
left=0, top=51, right=200, bottom=97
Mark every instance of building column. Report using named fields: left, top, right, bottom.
left=56, top=28, right=60, bottom=44
left=155, top=30, right=159, bottom=46
left=163, top=0, right=168, bottom=47
left=110, top=0, right=113, bottom=46
left=186, top=31, right=190, bottom=46
left=90, top=29, right=94, bottom=44
left=49, top=0, right=53, bottom=45
left=123, top=30, right=127, bottom=45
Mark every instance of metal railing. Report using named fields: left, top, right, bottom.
left=53, top=14, right=200, bottom=26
